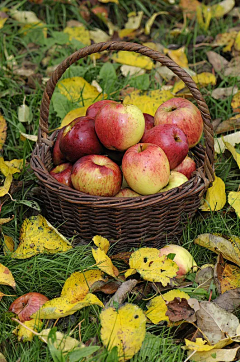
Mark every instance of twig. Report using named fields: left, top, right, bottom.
left=105, top=279, right=138, bottom=308
left=183, top=350, right=197, bottom=362
left=11, top=318, right=47, bottom=343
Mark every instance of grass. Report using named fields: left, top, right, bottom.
left=1, top=0, right=240, bottom=360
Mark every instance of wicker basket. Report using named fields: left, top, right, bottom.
left=30, top=41, right=214, bottom=251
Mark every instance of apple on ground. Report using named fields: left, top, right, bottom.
left=50, top=163, right=73, bottom=188
left=173, top=156, right=196, bottom=179
left=86, top=100, right=117, bottom=119
left=160, top=171, right=188, bottom=192
left=159, top=245, right=197, bottom=278
left=115, top=188, right=141, bottom=197
left=52, top=127, right=66, bottom=165
left=122, top=143, right=170, bottom=195
left=95, top=103, right=145, bottom=151
left=9, top=292, right=49, bottom=321
left=154, top=97, right=203, bottom=148
left=71, top=155, right=122, bottom=197
left=60, top=116, right=103, bottom=163
left=142, top=123, right=189, bottom=169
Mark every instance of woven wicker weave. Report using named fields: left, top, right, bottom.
left=30, top=41, right=214, bottom=251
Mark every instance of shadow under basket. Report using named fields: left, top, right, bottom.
left=30, top=41, right=215, bottom=252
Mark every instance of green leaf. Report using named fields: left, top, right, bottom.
left=52, top=92, right=72, bottom=119
left=99, top=63, right=117, bottom=94
left=69, top=346, right=100, bottom=362
left=129, top=74, right=150, bottom=90
left=16, top=200, right=41, bottom=211
left=52, top=31, right=69, bottom=45
left=106, top=346, right=119, bottom=362
left=47, top=328, right=66, bottom=362
left=166, top=253, right=176, bottom=261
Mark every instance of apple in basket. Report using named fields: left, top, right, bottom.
left=173, top=156, right=196, bottom=180
left=95, top=103, right=145, bottom=151
left=141, top=124, right=189, bottom=169
left=50, top=163, right=73, bottom=188
left=52, top=127, right=66, bottom=166
left=115, top=188, right=141, bottom=197
left=141, top=113, right=155, bottom=140
left=71, top=155, right=122, bottom=197
left=60, top=116, right=103, bottom=163
left=122, top=143, right=170, bottom=195
left=86, top=100, right=117, bottom=119
left=160, top=171, right=188, bottom=192
left=9, top=292, right=49, bottom=321
left=154, top=97, right=203, bottom=148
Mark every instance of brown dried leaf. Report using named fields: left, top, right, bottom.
left=195, top=265, right=215, bottom=291
left=98, top=281, right=121, bottom=294
left=110, top=252, right=132, bottom=265
left=214, top=288, right=240, bottom=312
left=211, top=86, right=238, bottom=100
left=179, top=0, right=200, bottom=19
left=207, top=51, right=229, bottom=72
left=166, top=297, right=196, bottom=322
left=215, top=116, right=240, bottom=134
left=219, top=263, right=240, bottom=294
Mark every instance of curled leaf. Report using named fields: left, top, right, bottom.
left=92, top=235, right=110, bottom=254
left=200, top=176, right=226, bottom=211
left=92, top=248, right=119, bottom=277
left=0, top=263, right=16, bottom=289
left=145, top=12, right=168, bottom=35
left=228, top=191, right=240, bottom=218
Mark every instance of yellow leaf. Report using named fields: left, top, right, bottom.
left=93, top=235, right=110, bottom=254
left=57, top=77, right=104, bottom=106
left=0, top=263, right=16, bottom=289
left=92, top=248, right=119, bottom=278
left=33, top=293, right=103, bottom=319
left=127, top=248, right=178, bottom=285
left=145, top=12, right=168, bottom=35
left=61, top=269, right=105, bottom=302
left=123, top=89, right=173, bottom=115
left=223, top=141, right=240, bottom=168
left=20, top=132, right=37, bottom=142
left=164, top=47, right=188, bottom=69
left=63, top=26, right=90, bottom=46
left=0, top=174, right=12, bottom=197
left=38, top=329, right=84, bottom=352
left=0, top=216, right=14, bottom=225
left=214, top=32, right=237, bottom=52
left=145, top=289, right=190, bottom=324
left=5, top=159, right=24, bottom=173
left=14, top=319, right=43, bottom=342
left=235, top=31, right=240, bottom=51
left=200, top=175, right=226, bottom=211
left=89, top=28, right=110, bottom=43
left=211, top=0, right=235, bottom=18
left=195, top=233, right=240, bottom=267
left=185, top=338, right=214, bottom=352
left=112, top=51, right=153, bottom=70
left=100, top=304, right=146, bottom=361
left=229, top=191, right=240, bottom=218
left=11, top=215, right=72, bottom=259
left=118, top=29, right=136, bottom=38
left=220, top=263, right=240, bottom=293
left=0, top=114, right=7, bottom=151
left=3, top=235, right=14, bottom=255
left=59, top=106, right=88, bottom=129
left=125, top=268, right=137, bottom=278
left=0, top=18, right=7, bottom=29
left=11, top=10, right=40, bottom=23
left=231, top=90, right=240, bottom=113
left=98, top=0, right=118, bottom=3
left=125, top=11, right=143, bottom=30
left=197, top=4, right=212, bottom=31
left=172, top=72, right=216, bottom=94
left=188, top=346, right=240, bottom=362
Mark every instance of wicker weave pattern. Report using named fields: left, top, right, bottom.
left=31, top=41, right=214, bottom=249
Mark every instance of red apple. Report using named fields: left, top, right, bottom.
left=173, top=156, right=196, bottom=179
left=50, top=163, right=73, bottom=188
left=60, top=116, right=103, bottom=163
left=95, top=103, right=145, bottom=151
left=52, top=127, right=66, bottom=166
left=115, top=188, right=141, bottom=197
left=86, top=100, right=117, bottom=119
left=122, top=143, right=170, bottom=195
left=141, top=124, right=189, bottom=169
left=9, top=292, right=49, bottom=321
left=92, top=6, right=108, bottom=18
left=102, top=146, right=125, bottom=166
left=71, top=155, right=122, bottom=197
left=141, top=113, right=155, bottom=141
left=154, top=98, right=203, bottom=148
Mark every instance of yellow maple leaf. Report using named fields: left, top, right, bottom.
left=100, top=304, right=146, bottom=361
left=13, top=319, right=43, bottom=342
left=92, top=235, right=110, bottom=254
left=92, top=248, right=119, bottom=277
left=164, top=47, right=188, bottom=69
left=123, top=89, right=173, bottom=115
left=173, top=72, right=216, bottom=94
left=3, top=235, right=14, bottom=255
left=185, top=338, right=213, bottom=352
left=0, top=113, right=7, bottom=151
left=61, top=269, right=105, bottom=302
left=127, top=248, right=178, bottom=285
left=63, top=26, right=90, bottom=46
left=11, top=215, right=72, bottom=259
left=0, top=263, right=16, bottom=289
left=200, top=175, right=226, bottom=211
left=33, top=293, right=103, bottom=319
left=112, top=51, right=153, bottom=70
left=228, top=191, right=240, bottom=218
left=59, top=106, right=88, bottom=129
left=145, top=289, right=190, bottom=324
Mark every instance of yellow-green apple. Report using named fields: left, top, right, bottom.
left=95, top=103, right=145, bottom=151
left=122, top=143, right=170, bottom=195
left=60, top=116, right=103, bottom=163
left=160, top=171, right=188, bottom=192
left=115, top=188, right=140, bottom=197
left=52, top=127, right=66, bottom=165
left=158, top=245, right=197, bottom=278
left=50, top=163, right=73, bottom=188
left=173, top=156, right=196, bottom=179
left=86, top=100, right=117, bottom=119
left=9, top=292, right=49, bottom=321
left=154, top=98, right=203, bottom=148
left=141, top=124, right=189, bottom=169
left=71, top=155, right=122, bottom=196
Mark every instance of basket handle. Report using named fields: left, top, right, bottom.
left=39, top=41, right=214, bottom=183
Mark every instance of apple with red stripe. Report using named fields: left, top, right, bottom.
left=50, top=163, right=73, bottom=188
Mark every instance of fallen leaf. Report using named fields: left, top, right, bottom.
left=120, top=65, right=145, bottom=77
left=111, top=252, right=132, bottom=265
left=3, top=235, right=14, bottom=255
left=200, top=176, right=226, bottom=211
left=39, top=328, right=84, bottom=352
left=197, top=4, right=212, bottom=31
left=164, top=47, right=189, bottom=69
left=97, top=281, right=121, bottom=294
left=195, top=265, right=214, bottom=291
left=13, top=319, right=43, bottom=342
left=207, top=51, right=229, bottom=72
left=173, top=72, right=216, bottom=94
left=92, top=248, right=119, bottom=277
left=106, top=280, right=138, bottom=308
left=0, top=353, right=7, bottom=362
left=123, top=89, right=173, bottom=115
left=18, top=98, right=33, bottom=124
left=0, top=174, right=12, bottom=197
left=100, top=303, right=146, bottom=362
left=195, top=233, right=240, bottom=267
left=211, top=0, right=235, bottom=18
left=215, top=116, right=240, bottom=134
left=118, top=28, right=136, bottom=38
left=89, top=28, right=110, bottom=43
left=11, top=10, right=41, bottom=23
left=211, top=86, right=238, bottom=100
left=223, top=141, right=240, bottom=168
left=145, top=12, right=168, bottom=35
left=224, top=59, right=240, bottom=76
left=188, top=345, right=240, bottom=362
left=219, top=263, right=240, bottom=293
left=0, top=15, right=8, bottom=29
left=235, top=31, right=240, bottom=51
left=231, top=91, right=240, bottom=113
left=32, top=293, right=103, bottom=319
left=92, top=235, right=110, bottom=254
left=0, top=114, right=7, bottom=151
left=145, top=290, right=190, bottom=324
left=20, top=132, right=37, bottom=142
left=112, top=51, right=153, bottom=70
left=228, top=191, right=240, bottom=217
left=0, top=216, right=14, bottom=225
left=63, top=26, right=90, bottom=46
left=11, top=215, right=72, bottom=259
left=214, top=131, right=240, bottom=153
left=125, top=11, right=143, bottom=30
left=214, top=288, right=240, bottom=312
left=0, top=263, right=16, bottom=289
left=179, top=0, right=200, bottom=19
left=166, top=297, right=196, bottom=322
left=214, top=31, right=238, bottom=52
left=127, top=248, right=178, bottom=285
left=4, top=159, right=24, bottom=173
left=59, top=106, right=88, bottom=129
left=98, top=0, right=118, bottom=3
left=61, top=269, right=105, bottom=302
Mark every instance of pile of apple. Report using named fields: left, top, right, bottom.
left=50, top=97, right=203, bottom=197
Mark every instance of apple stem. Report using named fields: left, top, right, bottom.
left=140, top=145, right=143, bottom=152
